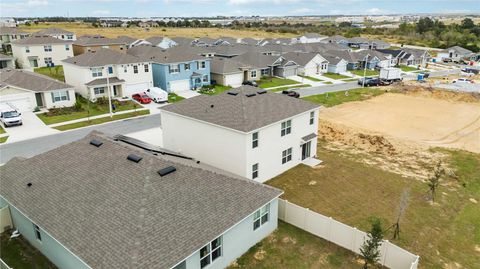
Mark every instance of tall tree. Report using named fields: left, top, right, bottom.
left=360, top=219, right=384, bottom=269
left=461, top=18, right=475, bottom=29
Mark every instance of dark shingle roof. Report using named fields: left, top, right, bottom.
left=0, top=27, right=29, bottom=35
left=73, top=35, right=127, bottom=46
left=0, top=132, right=281, bottom=269
left=127, top=45, right=207, bottom=64
left=210, top=57, right=249, bottom=74
left=11, top=35, right=72, bottom=45
left=63, top=48, right=145, bottom=67
left=34, top=27, right=74, bottom=36
left=0, top=69, right=73, bottom=92
left=283, top=52, right=325, bottom=66
left=161, top=85, right=320, bottom=132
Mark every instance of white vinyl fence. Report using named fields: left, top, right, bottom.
left=278, top=199, right=420, bottom=269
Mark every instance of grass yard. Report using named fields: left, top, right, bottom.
left=199, top=84, right=232, bottom=95
left=299, top=75, right=323, bottom=82
left=0, top=136, right=8, bottom=143
left=34, top=66, right=65, bottom=82
left=53, top=110, right=150, bottom=131
left=266, top=145, right=480, bottom=269
left=37, top=97, right=140, bottom=125
left=168, top=93, right=185, bottom=103
left=258, top=77, right=299, bottom=89
left=302, top=87, right=386, bottom=107
left=350, top=69, right=380, bottom=77
left=399, top=65, right=419, bottom=72
left=0, top=125, right=5, bottom=134
left=229, top=221, right=380, bottom=269
left=270, top=84, right=312, bottom=92
left=1, top=233, right=57, bottom=269
left=322, top=73, right=351, bottom=80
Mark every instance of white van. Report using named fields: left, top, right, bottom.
left=0, top=104, right=23, bottom=127
left=146, top=87, right=168, bottom=103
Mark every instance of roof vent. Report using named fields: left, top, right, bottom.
left=158, top=166, right=176, bottom=177
left=227, top=91, right=238, bottom=96
left=127, top=154, right=143, bottom=163
left=27, top=183, right=32, bottom=187
left=210, top=104, right=214, bottom=108
left=90, top=139, right=103, bottom=147
left=257, top=90, right=267, bottom=94
left=246, top=93, right=256, bottom=97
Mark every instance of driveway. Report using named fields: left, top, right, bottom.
left=294, top=82, right=359, bottom=97
left=140, top=101, right=168, bottom=115
left=288, top=75, right=326, bottom=87
left=2, top=112, right=59, bottom=143
left=176, top=90, right=200, bottom=99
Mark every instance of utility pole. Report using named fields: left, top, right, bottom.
left=106, top=66, right=113, bottom=118
left=362, top=54, right=369, bottom=88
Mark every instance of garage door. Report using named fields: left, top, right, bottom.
left=224, top=73, right=243, bottom=87
left=124, top=82, right=150, bottom=97
left=169, top=80, right=190, bottom=93
left=283, top=67, right=297, bottom=77
left=0, top=96, right=33, bottom=112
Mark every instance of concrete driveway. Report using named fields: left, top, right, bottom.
left=2, top=112, right=59, bottom=143
left=176, top=90, right=200, bottom=99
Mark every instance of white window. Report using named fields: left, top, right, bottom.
left=101, top=45, right=109, bottom=48
left=202, top=75, right=208, bottom=82
left=133, top=65, right=138, bottom=74
left=67, top=35, right=73, bottom=40
left=25, top=46, right=30, bottom=53
left=44, top=57, right=52, bottom=65
left=94, top=87, right=105, bottom=95
left=252, top=132, right=258, bottom=148
left=33, top=224, right=42, bottom=241
left=44, top=45, right=52, bottom=52
left=253, top=204, right=270, bottom=230
left=281, top=120, right=291, bottom=136
left=65, top=44, right=70, bottom=51
left=261, top=69, right=269, bottom=76
left=124, top=66, right=128, bottom=73
left=144, top=64, right=149, bottom=72
left=310, top=111, right=315, bottom=125
left=200, top=236, right=222, bottom=268
left=250, top=70, right=257, bottom=78
left=185, top=63, right=190, bottom=70
left=169, top=64, right=179, bottom=74
left=92, top=67, right=103, bottom=77
left=282, top=148, right=292, bottom=164
left=52, top=91, right=69, bottom=102
left=252, top=163, right=259, bottom=179
left=198, top=61, right=206, bottom=69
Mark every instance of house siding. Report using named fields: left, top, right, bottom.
left=152, top=60, right=211, bottom=92
left=12, top=43, right=74, bottom=70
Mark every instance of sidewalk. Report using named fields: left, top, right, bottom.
left=48, top=108, right=150, bottom=128
left=264, top=83, right=306, bottom=90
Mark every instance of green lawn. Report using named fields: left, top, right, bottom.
left=199, top=84, right=232, bottom=95
left=270, top=84, right=312, bottom=92
left=37, top=96, right=140, bottom=125
left=1, top=233, right=57, bottom=269
left=266, top=145, right=480, bottom=269
left=54, top=110, right=150, bottom=131
left=34, top=66, right=65, bottom=82
left=258, top=77, right=299, bottom=89
left=0, top=125, right=5, bottom=134
left=168, top=93, right=185, bottom=103
left=302, top=87, right=386, bottom=107
left=299, top=75, right=323, bottom=82
left=229, top=221, right=378, bottom=269
left=399, top=65, right=419, bottom=72
left=350, top=69, right=380, bottom=77
left=0, top=136, right=8, bottom=143
left=322, top=73, right=350, bottom=80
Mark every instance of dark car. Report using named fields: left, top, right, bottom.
left=358, top=77, right=380, bottom=87
left=282, top=90, right=300, bottom=98
left=132, top=92, right=152, bottom=104
left=242, top=80, right=258, bottom=87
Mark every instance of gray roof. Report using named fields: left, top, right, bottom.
left=303, top=33, right=324, bottom=39
left=63, top=48, right=145, bottom=67
left=443, top=46, right=473, bottom=55
left=85, top=77, right=125, bottom=86
left=233, top=52, right=280, bottom=69
left=145, top=36, right=168, bottom=45
left=0, top=131, right=281, bottom=269
left=171, top=37, right=194, bottom=46
left=127, top=45, right=207, bottom=64
left=210, top=57, right=250, bottom=74
left=11, top=35, right=72, bottom=45
left=302, top=133, right=317, bottom=141
left=116, top=35, right=137, bottom=44
left=161, top=85, right=320, bottom=132
left=74, top=35, right=127, bottom=46
left=0, top=69, right=73, bottom=92
left=209, top=44, right=251, bottom=57
left=0, top=27, right=29, bottom=35
left=283, top=52, right=325, bottom=66
left=34, top=27, right=74, bottom=36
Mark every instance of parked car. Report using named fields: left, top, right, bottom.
left=357, top=77, right=380, bottom=87
left=132, top=93, right=152, bottom=104
left=282, top=90, right=300, bottom=98
left=242, top=81, right=258, bottom=87
left=145, top=87, right=168, bottom=103
left=0, top=104, right=22, bottom=127
left=453, top=78, right=474, bottom=84
left=443, top=58, right=453, bottom=63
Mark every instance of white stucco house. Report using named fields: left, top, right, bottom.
left=323, top=55, right=348, bottom=74
left=283, top=52, right=328, bottom=76
left=436, top=46, right=474, bottom=62
left=62, top=48, right=153, bottom=100
left=161, top=85, right=321, bottom=183
left=11, top=35, right=73, bottom=69
left=297, top=33, right=328, bottom=44
left=0, top=69, right=76, bottom=112
left=33, top=27, right=77, bottom=41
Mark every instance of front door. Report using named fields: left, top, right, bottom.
left=113, top=85, right=118, bottom=96
left=301, top=141, right=311, bottom=160
left=35, top=92, right=44, bottom=107
left=30, top=59, right=38, bottom=68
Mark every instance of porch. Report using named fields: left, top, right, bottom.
left=85, top=77, right=125, bottom=100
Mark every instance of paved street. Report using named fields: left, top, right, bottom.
left=294, top=82, right=359, bottom=97
left=0, top=113, right=161, bottom=164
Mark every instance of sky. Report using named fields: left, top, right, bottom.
left=1, top=0, right=480, bottom=18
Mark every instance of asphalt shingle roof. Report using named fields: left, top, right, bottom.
left=11, top=35, right=72, bottom=45
left=161, top=85, right=320, bottom=132
left=127, top=45, right=207, bottom=64
left=34, top=27, right=74, bottom=35
left=0, top=27, right=29, bottom=35
left=63, top=48, right=145, bottom=67
left=210, top=57, right=249, bottom=74
left=0, top=69, right=73, bottom=92
left=0, top=132, right=281, bottom=269
left=74, top=35, right=127, bottom=46
left=283, top=52, right=325, bottom=66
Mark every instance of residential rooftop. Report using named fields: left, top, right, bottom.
left=10, top=35, right=72, bottom=45
left=34, top=27, right=74, bottom=36
left=0, top=69, right=73, bottom=92
left=62, top=48, right=145, bottom=67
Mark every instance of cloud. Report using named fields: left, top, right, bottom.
left=291, top=8, right=315, bottom=15
left=27, top=0, right=49, bottom=6
left=0, top=0, right=49, bottom=15
left=92, top=9, right=111, bottom=15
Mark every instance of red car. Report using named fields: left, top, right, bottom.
left=132, top=92, right=152, bottom=104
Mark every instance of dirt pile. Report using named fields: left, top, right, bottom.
left=395, top=83, right=480, bottom=103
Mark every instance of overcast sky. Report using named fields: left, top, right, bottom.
left=2, top=0, right=479, bottom=18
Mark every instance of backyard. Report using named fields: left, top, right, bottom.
left=168, top=93, right=185, bottom=103
left=258, top=77, right=300, bottom=89
left=1, top=233, right=56, bottom=269
left=350, top=69, right=380, bottom=77
left=199, top=84, right=232, bottom=95
left=302, top=87, right=387, bottom=107
left=34, top=66, right=65, bottom=82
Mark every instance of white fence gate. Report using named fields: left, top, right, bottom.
left=278, top=199, right=420, bottom=269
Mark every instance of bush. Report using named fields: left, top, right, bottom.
left=45, top=106, right=84, bottom=116
left=96, top=97, right=109, bottom=105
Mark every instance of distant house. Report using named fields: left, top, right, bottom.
left=145, top=36, right=177, bottom=49
left=72, top=35, right=130, bottom=56
left=209, top=45, right=251, bottom=58
left=0, top=131, right=282, bottom=269
left=161, top=86, right=320, bottom=182
left=347, top=37, right=370, bottom=49
left=325, top=35, right=349, bottom=46
left=210, top=57, right=257, bottom=87
left=323, top=50, right=359, bottom=70
left=33, top=28, right=76, bottom=41
left=380, top=49, right=432, bottom=67
left=437, top=46, right=475, bottom=62
left=233, top=52, right=298, bottom=78
left=62, top=48, right=153, bottom=99
left=352, top=50, right=394, bottom=69
left=283, top=52, right=328, bottom=76
left=127, top=46, right=211, bottom=92
left=297, top=33, right=328, bottom=44
left=0, top=53, right=14, bottom=69
left=323, top=55, right=348, bottom=74
left=11, top=35, right=74, bottom=69
left=0, top=69, right=76, bottom=111
left=0, top=27, right=30, bottom=54
left=171, top=37, right=195, bottom=47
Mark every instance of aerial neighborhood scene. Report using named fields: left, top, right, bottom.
left=1, top=0, right=480, bottom=268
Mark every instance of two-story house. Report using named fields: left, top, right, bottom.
left=33, top=27, right=76, bottom=41
left=72, top=35, right=130, bottom=56
left=128, top=46, right=211, bottom=92
left=62, top=48, right=153, bottom=100
left=0, top=27, right=30, bottom=54
left=11, top=35, right=74, bottom=69
left=297, top=33, right=328, bottom=44
left=161, top=85, right=320, bottom=183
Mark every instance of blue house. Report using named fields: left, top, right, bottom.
left=128, top=45, right=211, bottom=92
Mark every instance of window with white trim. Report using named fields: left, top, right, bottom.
left=67, top=35, right=73, bottom=40
left=250, top=70, right=257, bottom=78
left=44, top=57, right=52, bottom=65
left=261, top=69, right=269, bottom=76
left=282, top=148, right=292, bottom=164
left=200, top=236, right=222, bottom=268
left=202, top=75, right=208, bottom=82
left=185, top=63, right=190, bottom=70
left=94, top=87, right=105, bottom=95
left=124, top=66, right=128, bottom=73
left=252, top=163, right=259, bottom=179
left=198, top=61, right=206, bottom=69
left=281, top=120, right=291, bottom=136
left=44, top=45, right=52, bottom=52
left=33, top=224, right=42, bottom=241
left=25, top=46, right=30, bottom=53
left=252, top=132, right=258, bottom=148
left=133, top=65, right=138, bottom=74
left=92, top=67, right=103, bottom=77
left=65, top=44, right=70, bottom=51
left=309, top=111, right=315, bottom=125
left=253, top=203, right=270, bottom=230
left=52, top=90, right=69, bottom=102
left=144, top=64, right=149, bottom=72
left=169, top=64, right=180, bottom=74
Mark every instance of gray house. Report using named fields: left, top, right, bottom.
left=0, top=132, right=282, bottom=269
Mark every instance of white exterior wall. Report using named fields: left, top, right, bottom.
left=43, top=89, right=76, bottom=108
left=0, top=87, right=36, bottom=112
left=181, top=199, right=279, bottom=269
left=12, top=43, right=73, bottom=69
left=301, top=55, right=328, bottom=75
left=63, top=63, right=91, bottom=97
